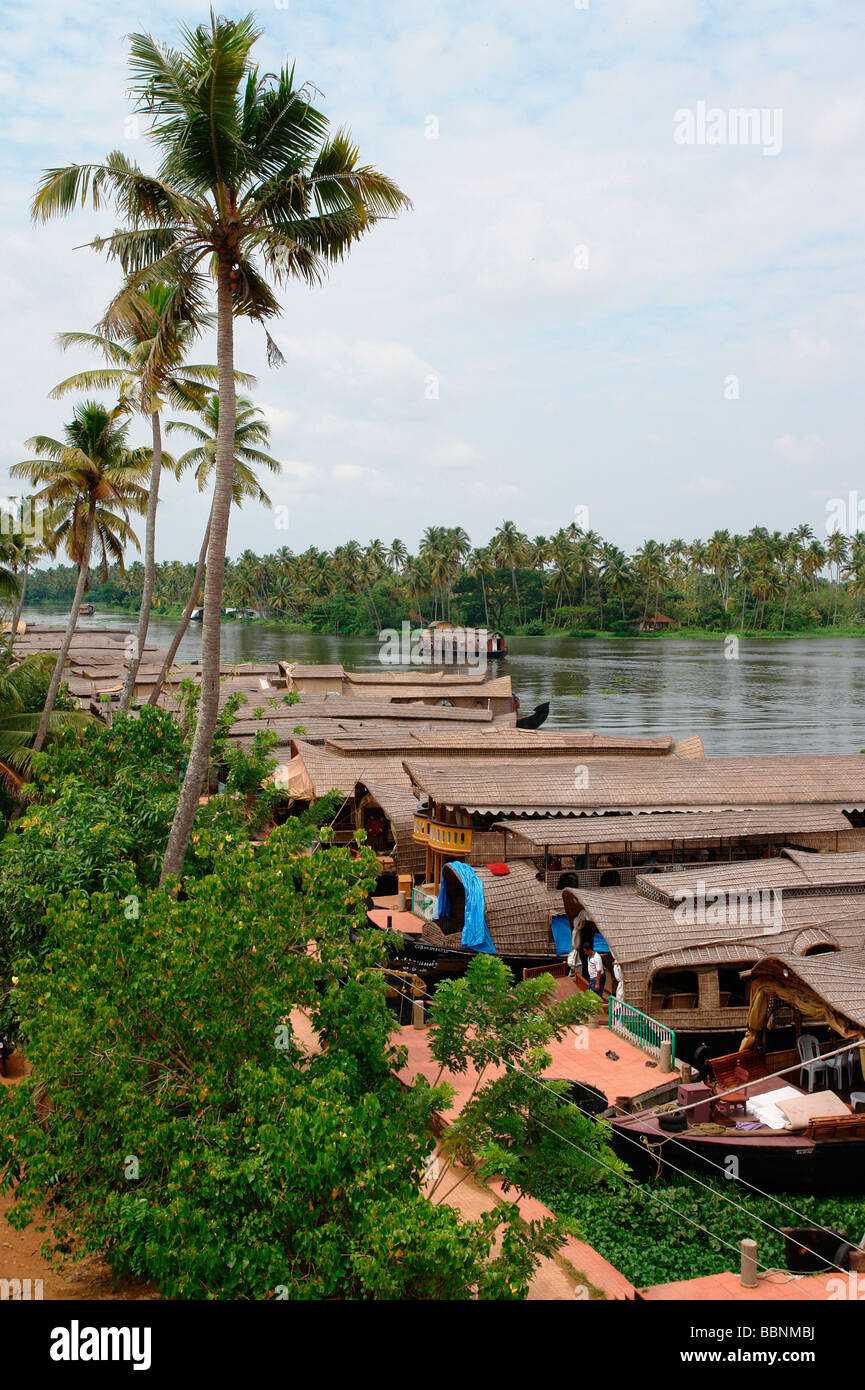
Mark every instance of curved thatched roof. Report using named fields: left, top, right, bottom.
left=403, top=754, right=865, bottom=817
left=423, top=859, right=561, bottom=958
left=749, top=952, right=865, bottom=1034
left=639, top=846, right=865, bottom=908
left=495, top=806, right=852, bottom=851
left=561, top=884, right=865, bottom=969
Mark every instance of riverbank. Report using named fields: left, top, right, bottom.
left=22, top=603, right=865, bottom=643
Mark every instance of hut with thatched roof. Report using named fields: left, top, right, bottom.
left=421, top=859, right=564, bottom=959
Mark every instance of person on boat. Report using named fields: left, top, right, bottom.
left=587, top=947, right=606, bottom=996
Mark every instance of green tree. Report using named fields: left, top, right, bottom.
left=0, top=646, right=88, bottom=797
left=428, top=955, right=626, bottom=1199
left=0, top=823, right=566, bottom=1298
left=33, top=10, right=411, bottom=885
left=11, top=403, right=148, bottom=751
left=148, top=395, right=280, bottom=703
left=51, top=282, right=254, bottom=709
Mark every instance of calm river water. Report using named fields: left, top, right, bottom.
left=23, top=606, right=865, bottom=757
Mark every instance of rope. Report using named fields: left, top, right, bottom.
left=381, top=973, right=857, bottom=1280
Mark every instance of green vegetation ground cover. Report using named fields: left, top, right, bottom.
left=539, top=1178, right=865, bottom=1287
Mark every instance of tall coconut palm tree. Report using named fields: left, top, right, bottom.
left=33, top=12, right=411, bottom=881
left=493, top=520, right=527, bottom=627
left=634, top=539, right=667, bottom=622
left=0, top=534, right=21, bottom=608
left=826, top=529, right=849, bottom=626
left=11, top=402, right=148, bottom=751
left=147, top=395, right=281, bottom=703
left=600, top=545, right=632, bottom=619
left=51, top=282, right=254, bottom=709
left=6, top=508, right=56, bottom=634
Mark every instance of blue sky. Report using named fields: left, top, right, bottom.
left=1, top=0, right=864, bottom=562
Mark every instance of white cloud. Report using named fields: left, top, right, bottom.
left=427, top=440, right=479, bottom=469
left=789, top=330, right=831, bottom=363
left=278, top=460, right=320, bottom=488
left=773, top=434, right=826, bottom=464
left=687, top=475, right=724, bottom=495
left=2, top=1, right=864, bottom=559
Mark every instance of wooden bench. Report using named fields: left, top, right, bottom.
left=708, top=1048, right=770, bottom=1116
left=709, top=1047, right=770, bottom=1092
left=806, top=1113, right=865, bottom=1142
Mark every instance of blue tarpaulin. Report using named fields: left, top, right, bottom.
left=551, top=914, right=572, bottom=955
left=593, top=931, right=611, bottom=954
left=436, top=862, right=496, bottom=954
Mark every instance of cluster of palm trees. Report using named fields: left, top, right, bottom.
left=3, top=12, right=409, bottom=880
left=23, top=517, right=865, bottom=643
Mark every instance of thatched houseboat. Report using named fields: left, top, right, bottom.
left=612, top=949, right=865, bottom=1193
left=493, top=806, right=862, bottom=890
left=562, top=848, right=865, bottom=1044
left=402, top=753, right=865, bottom=894
left=413, top=859, right=568, bottom=966
left=265, top=730, right=700, bottom=880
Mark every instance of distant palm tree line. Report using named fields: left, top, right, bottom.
left=22, top=520, right=865, bottom=636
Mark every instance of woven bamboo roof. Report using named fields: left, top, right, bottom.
left=640, top=846, right=865, bottom=907
left=346, top=669, right=493, bottom=686
left=230, top=701, right=498, bottom=733
left=673, top=736, right=706, bottom=760
left=749, top=952, right=865, bottom=1032
left=425, top=859, right=560, bottom=956
left=494, top=807, right=853, bottom=849
left=320, top=729, right=677, bottom=758
left=355, top=777, right=426, bottom=873
left=561, top=884, right=865, bottom=968
left=402, top=754, right=865, bottom=816
left=283, top=664, right=346, bottom=679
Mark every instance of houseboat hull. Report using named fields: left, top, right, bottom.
left=384, top=929, right=568, bottom=985
left=610, top=1111, right=865, bottom=1195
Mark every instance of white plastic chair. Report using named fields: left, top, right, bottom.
left=797, top=1034, right=833, bottom=1093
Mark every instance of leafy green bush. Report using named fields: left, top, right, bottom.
left=0, top=826, right=565, bottom=1298
left=429, top=956, right=626, bottom=1199
left=540, top=1179, right=865, bottom=1287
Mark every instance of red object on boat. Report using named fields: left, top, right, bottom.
left=488, top=863, right=510, bottom=876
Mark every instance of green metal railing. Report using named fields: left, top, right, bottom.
left=608, top=997, right=676, bottom=1064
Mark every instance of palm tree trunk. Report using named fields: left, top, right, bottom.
left=160, top=259, right=235, bottom=884
left=12, top=563, right=28, bottom=632
left=120, top=411, right=162, bottom=711
left=32, top=506, right=95, bottom=753
left=147, top=509, right=212, bottom=706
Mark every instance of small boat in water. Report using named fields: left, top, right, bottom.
left=417, top=621, right=507, bottom=661
left=611, top=951, right=865, bottom=1193
left=79, top=603, right=95, bottom=617
left=516, top=699, right=550, bottom=729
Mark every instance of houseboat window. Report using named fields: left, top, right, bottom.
left=717, top=965, right=754, bottom=1009
left=598, top=869, right=621, bottom=887
left=801, top=943, right=839, bottom=956
left=649, top=969, right=699, bottom=1011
